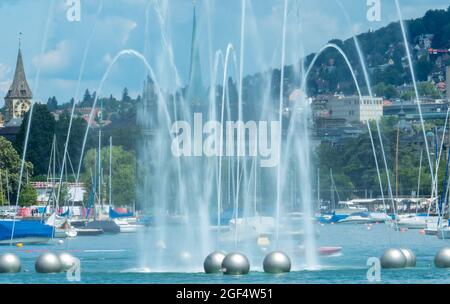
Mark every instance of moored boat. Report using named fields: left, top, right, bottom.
left=0, top=220, right=53, bottom=245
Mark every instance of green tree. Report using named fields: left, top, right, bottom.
left=46, top=96, right=58, bottom=112
left=0, top=137, right=33, bottom=203
left=55, top=111, right=89, bottom=172
left=19, top=183, right=37, bottom=207
left=15, top=104, right=56, bottom=176
left=82, top=145, right=136, bottom=207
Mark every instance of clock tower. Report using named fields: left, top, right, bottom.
left=4, top=43, right=32, bottom=122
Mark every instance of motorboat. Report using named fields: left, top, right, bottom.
left=113, top=218, right=145, bottom=233
left=338, top=212, right=382, bottom=224
left=85, top=220, right=120, bottom=234
left=397, top=214, right=438, bottom=229
left=74, top=227, right=104, bottom=236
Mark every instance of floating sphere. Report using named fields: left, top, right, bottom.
left=380, top=248, right=407, bottom=269
left=58, top=253, right=77, bottom=272
left=263, top=251, right=291, bottom=274
left=221, top=252, right=250, bottom=275
left=204, top=251, right=227, bottom=274
left=434, top=247, right=450, bottom=268
left=399, top=248, right=416, bottom=268
left=0, top=253, right=21, bottom=273
left=35, top=252, right=63, bottom=274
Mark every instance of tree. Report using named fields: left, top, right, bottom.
left=55, top=111, right=89, bottom=172
left=46, top=96, right=58, bottom=112
left=0, top=137, right=33, bottom=203
left=19, top=184, right=37, bottom=207
left=82, top=89, right=92, bottom=105
left=15, top=104, right=56, bottom=175
left=82, top=145, right=136, bottom=207
left=373, top=83, right=398, bottom=99
left=122, top=87, right=131, bottom=103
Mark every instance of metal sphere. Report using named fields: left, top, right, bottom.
left=204, top=251, right=227, bottom=274
left=221, top=252, right=250, bottom=275
left=399, top=248, right=416, bottom=268
left=35, top=252, right=63, bottom=274
left=0, top=253, right=21, bottom=273
left=58, top=253, right=77, bottom=272
left=434, top=247, right=450, bottom=268
left=263, top=251, right=291, bottom=274
left=380, top=248, right=407, bottom=269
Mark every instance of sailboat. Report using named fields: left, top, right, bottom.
left=106, top=137, right=144, bottom=233
left=42, top=135, right=78, bottom=238
left=83, top=130, right=120, bottom=234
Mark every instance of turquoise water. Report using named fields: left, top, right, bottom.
left=0, top=223, right=449, bottom=284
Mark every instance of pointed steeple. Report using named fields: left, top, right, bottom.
left=187, top=0, right=204, bottom=106
left=4, top=40, right=33, bottom=122
left=6, top=45, right=32, bottom=100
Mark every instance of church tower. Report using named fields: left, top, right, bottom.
left=4, top=43, right=32, bottom=122
left=186, top=0, right=204, bottom=107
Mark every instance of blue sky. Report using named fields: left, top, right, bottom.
left=0, top=0, right=448, bottom=105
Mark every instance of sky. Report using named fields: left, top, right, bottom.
left=0, top=0, right=448, bottom=106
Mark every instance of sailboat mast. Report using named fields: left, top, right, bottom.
left=395, top=124, right=400, bottom=198
left=0, top=170, right=3, bottom=206
left=330, top=168, right=335, bottom=212
left=98, top=129, right=102, bottom=207
left=5, top=170, right=10, bottom=205
left=317, top=168, right=320, bottom=210
left=109, top=136, right=112, bottom=208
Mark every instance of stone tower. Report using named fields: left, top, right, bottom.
left=4, top=45, right=32, bottom=122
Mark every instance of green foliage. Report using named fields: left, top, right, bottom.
left=373, top=83, right=398, bottom=99
left=82, top=145, right=136, bottom=207
left=55, top=110, right=89, bottom=172
left=15, top=104, right=56, bottom=175
left=315, top=117, right=434, bottom=199
left=18, top=183, right=37, bottom=207
left=0, top=137, right=33, bottom=203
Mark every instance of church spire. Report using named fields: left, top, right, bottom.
left=6, top=40, right=32, bottom=100
left=187, top=0, right=203, bottom=106
left=4, top=38, right=33, bottom=122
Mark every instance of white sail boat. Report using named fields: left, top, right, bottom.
left=106, top=137, right=143, bottom=233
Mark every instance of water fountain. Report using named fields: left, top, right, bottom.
left=133, top=0, right=320, bottom=272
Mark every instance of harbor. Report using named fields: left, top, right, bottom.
left=0, top=0, right=449, bottom=286
left=0, top=222, right=449, bottom=284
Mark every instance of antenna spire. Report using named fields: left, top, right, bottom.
left=18, top=32, right=23, bottom=49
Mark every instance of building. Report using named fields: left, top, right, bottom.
left=384, top=101, right=448, bottom=120
left=32, top=182, right=86, bottom=205
left=328, top=95, right=383, bottom=123
left=4, top=45, right=32, bottom=122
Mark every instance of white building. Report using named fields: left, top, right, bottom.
left=32, top=182, right=86, bottom=205
left=328, top=95, right=383, bottom=123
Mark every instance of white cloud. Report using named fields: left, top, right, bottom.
left=32, top=40, right=71, bottom=73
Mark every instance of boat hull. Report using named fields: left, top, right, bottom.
left=0, top=237, right=50, bottom=245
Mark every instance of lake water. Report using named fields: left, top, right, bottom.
left=0, top=223, right=449, bottom=284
